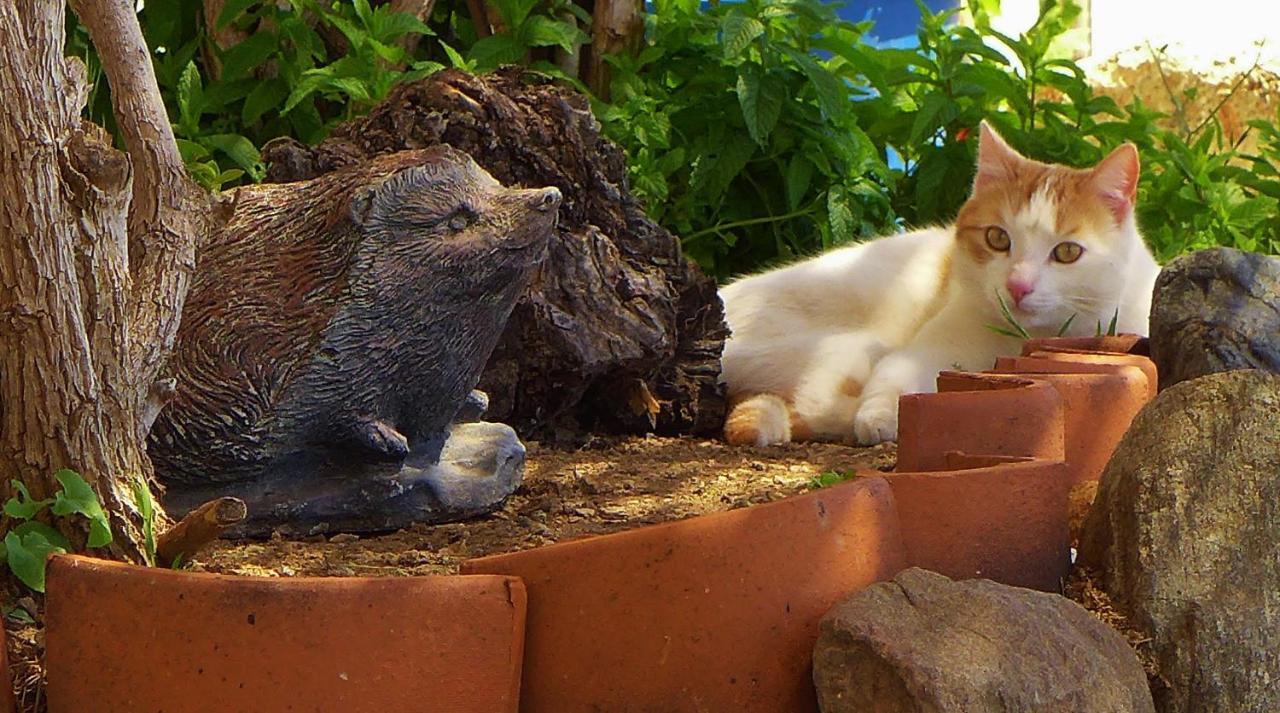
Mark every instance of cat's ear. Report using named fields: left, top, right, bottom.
left=1089, top=143, right=1140, bottom=223
left=974, top=121, right=1024, bottom=191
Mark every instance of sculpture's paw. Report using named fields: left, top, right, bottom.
left=853, top=402, right=898, bottom=446
left=353, top=419, right=410, bottom=461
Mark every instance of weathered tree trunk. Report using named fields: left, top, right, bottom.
left=262, top=68, right=728, bottom=441
left=0, top=0, right=210, bottom=560
left=583, top=0, right=643, bottom=99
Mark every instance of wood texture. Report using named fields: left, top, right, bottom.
left=263, top=68, right=728, bottom=440
left=0, top=0, right=208, bottom=559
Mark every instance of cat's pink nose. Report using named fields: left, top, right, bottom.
left=1006, top=280, right=1034, bottom=306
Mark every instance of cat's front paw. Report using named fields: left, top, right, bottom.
left=853, top=401, right=898, bottom=445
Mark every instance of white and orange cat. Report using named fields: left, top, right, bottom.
left=719, top=121, right=1160, bottom=447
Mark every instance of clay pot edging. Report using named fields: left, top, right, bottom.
left=876, top=454, right=1071, bottom=592
left=44, top=555, right=527, bottom=713
left=896, top=372, right=1066, bottom=473
left=1022, top=334, right=1149, bottom=357
left=461, top=476, right=908, bottom=713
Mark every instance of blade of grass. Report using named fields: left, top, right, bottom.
left=1056, top=313, right=1076, bottom=337
left=994, top=290, right=1032, bottom=339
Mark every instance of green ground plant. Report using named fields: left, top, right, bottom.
left=1, top=471, right=112, bottom=592
left=67, top=0, right=1280, bottom=277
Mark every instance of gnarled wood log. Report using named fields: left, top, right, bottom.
left=263, top=68, right=728, bottom=440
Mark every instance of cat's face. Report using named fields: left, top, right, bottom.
left=953, top=123, right=1141, bottom=332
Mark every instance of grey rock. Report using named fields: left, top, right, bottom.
left=1149, top=247, right=1280, bottom=390
left=1080, top=369, right=1280, bottom=713
left=813, top=568, right=1153, bottom=713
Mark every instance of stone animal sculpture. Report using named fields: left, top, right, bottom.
left=148, top=147, right=560, bottom=535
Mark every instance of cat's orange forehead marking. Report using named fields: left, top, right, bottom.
left=955, top=159, right=1116, bottom=261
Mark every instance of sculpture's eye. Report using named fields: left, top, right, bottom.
left=448, top=206, right=476, bottom=230
left=1052, top=241, right=1084, bottom=263
left=984, top=226, right=1010, bottom=252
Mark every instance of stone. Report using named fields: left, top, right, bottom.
left=1079, top=369, right=1280, bottom=712
left=149, top=148, right=557, bottom=534
left=813, top=568, right=1154, bottom=713
left=1149, top=247, right=1280, bottom=390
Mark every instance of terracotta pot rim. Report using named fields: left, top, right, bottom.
left=934, top=370, right=1039, bottom=389
left=49, top=553, right=514, bottom=589
left=868, top=457, right=1063, bottom=479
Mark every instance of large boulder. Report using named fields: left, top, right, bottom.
left=1080, top=369, right=1280, bottom=712
left=1149, top=248, right=1280, bottom=390
left=813, top=568, right=1153, bottom=712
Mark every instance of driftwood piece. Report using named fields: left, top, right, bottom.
left=263, top=68, right=728, bottom=440
left=149, top=147, right=558, bottom=534
left=156, top=497, right=247, bottom=564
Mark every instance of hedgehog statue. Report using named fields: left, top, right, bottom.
left=148, top=147, right=560, bottom=536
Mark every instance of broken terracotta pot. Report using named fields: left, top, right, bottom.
left=461, top=476, right=907, bottom=713
left=990, top=355, right=1150, bottom=489
left=44, top=555, right=527, bottom=713
left=878, top=452, right=1071, bottom=592
left=991, top=356, right=1152, bottom=538
left=896, top=372, right=1066, bottom=472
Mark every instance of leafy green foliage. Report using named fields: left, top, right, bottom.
left=66, top=0, right=1280, bottom=270
left=596, top=0, right=896, bottom=278
left=1, top=471, right=112, bottom=592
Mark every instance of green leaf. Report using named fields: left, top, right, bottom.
left=827, top=187, right=855, bottom=245
left=375, top=10, right=435, bottom=40
left=785, top=49, right=848, bottom=122
left=492, top=0, right=540, bottom=28
left=5, top=481, right=52, bottom=521
left=721, top=14, right=765, bottom=59
left=132, top=479, right=157, bottom=567
left=50, top=470, right=112, bottom=549
left=736, top=65, right=784, bottom=147
left=13, top=521, right=71, bottom=552
left=175, top=61, right=203, bottom=136
left=994, top=291, right=1032, bottom=339
left=216, top=0, right=261, bottom=29
left=242, top=78, right=289, bottom=125
left=218, top=31, right=278, bottom=82
left=198, top=134, right=265, bottom=181
left=5, top=531, right=64, bottom=593
left=282, top=70, right=333, bottom=114
left=521, top=15, right=583, bottom=53
left=785, top=154, right=814, bottom=211
left=468, top=34, right=526, bottom=72
left=440, top=41, right=475, bottom=71
left=910, top=92, right=958, bottom=145
left=1056, top=313, right=1076, bottom=337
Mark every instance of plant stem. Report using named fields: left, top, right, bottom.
left=683, top=207, right=815, bottom=241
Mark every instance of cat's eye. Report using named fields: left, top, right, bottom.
left=984, top=226, right=1010, bottom=252
left=1052, top=241, right=1084, bottom=263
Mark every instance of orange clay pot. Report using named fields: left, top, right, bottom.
left=896, top=372, right=1066, bottom=472
left=461, top=476, right=907, bottom=713
left=878, top=452, right=1071, bottom=592
left=1024, top=348, right=1158, bottom=400
left=990, top=356, right=1150, bottom=489
left=44, top=555, right=527, bottom=713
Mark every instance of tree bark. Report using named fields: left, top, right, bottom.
left=583, top=0, right=643, bottom=99
left=0, top=0, right=210, bottom=561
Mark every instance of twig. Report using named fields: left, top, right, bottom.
left=1187, top=48, right=1263, bottom=141
left=1145, top=41, right=1191, bottom=137
left=156, top=497, right=247, bottom=565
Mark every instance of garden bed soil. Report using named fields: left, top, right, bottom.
left=196, top=436, right=897, bottom=578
